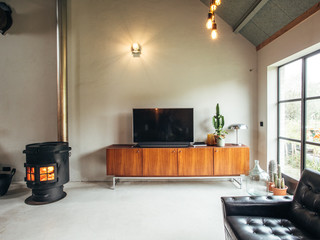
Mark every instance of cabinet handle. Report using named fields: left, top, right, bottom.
left=172, top=150, right=176, bottom=153
left=137, top=150, right=140, bottom=153
left=179, top=150, right=182, bottom=153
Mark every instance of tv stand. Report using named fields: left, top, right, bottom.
left=106, top=144, right=249, bottom=189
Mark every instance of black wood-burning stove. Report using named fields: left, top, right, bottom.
left=23, top=142, right=71, bottom=205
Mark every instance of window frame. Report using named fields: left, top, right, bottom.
left=277, top=50, right=320, bottom=193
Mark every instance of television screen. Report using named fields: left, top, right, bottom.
left=133, top=108, right=194, bottom=147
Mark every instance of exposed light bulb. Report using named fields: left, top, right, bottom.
left=215, top=0, right=221, bottom=6
left=210, top=4, right=217, bottom=12
left=211, top=23, right=218, bottom=39
left=211, top=29, right=218, bottom=39
left=206, top=19, right=213, bottom=29
left=206, top=13, right=213, bottom=29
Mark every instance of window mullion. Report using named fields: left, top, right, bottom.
left=301, top=57, right=306, bottom=172
left=277, top=67, right=280, bottom=165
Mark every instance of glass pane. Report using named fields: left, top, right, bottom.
left=48, top=173, right=55, bottom=180
left=305, top=144, right=320, bottom=173
left=279, top=102, right=301, bottom=140
left=306, top=53, right=320, bottom=98
left=40, top=174, right=48, bottom=182
left=279, top=139, right=301, bottom=180
left=40, top=167, right=47, bottom=174
left=279, top=59, right=302, bottom=100
left=48, top=166, right=54, bottom=173
left=306, top=99, right=320, bottom=143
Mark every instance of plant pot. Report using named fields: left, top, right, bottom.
left=0, top=168, right=16, bottom=196
left=216, top=138, right=225, bottom=147
left=268, top=181, right=274, bottom=192
left=272, top=185, right=288, bottom=196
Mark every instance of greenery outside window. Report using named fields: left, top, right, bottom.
left=278, top=51, right=320, bottom=181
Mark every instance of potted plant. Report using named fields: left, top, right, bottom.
left=213, top=103, right=228, bottom=147
left=270, top=165, right=288, bottom=195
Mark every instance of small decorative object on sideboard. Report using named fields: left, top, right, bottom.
left=206, top=133, right=216, bottom=146
left=270, top=164, right=288, bottom=196
left=213, top=103, right=228, bottom=147
left=0, top=167, right=16, bottom=196
left=228, top=124, right=248, bottom=146
left=246, top=160, right=269, bottom=196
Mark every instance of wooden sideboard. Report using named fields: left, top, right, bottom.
left=106, top=144, right=249, bottom=177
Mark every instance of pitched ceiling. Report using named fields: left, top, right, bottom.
left=201, top=0, right=320, bottom=48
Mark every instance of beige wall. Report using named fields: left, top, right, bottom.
left=68, top=0, right=258, bottom=181
left=0, top=0, right=57, bottom=181
left=257, top=11, right=320, bottom=170
left=0, top=0, right=258, bottom=182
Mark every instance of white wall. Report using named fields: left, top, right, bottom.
left=257, top=11, right=320, bottom=170
left=68, top=0, right=258, bottom=181
left=0, top=0, right=57, bottom=181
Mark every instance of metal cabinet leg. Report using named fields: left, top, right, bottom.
left=112, top=177, right=116, bottom=190
left=232, top=177, right=242, bottom=189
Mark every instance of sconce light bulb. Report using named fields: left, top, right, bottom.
left=132, top=43, right=140, bottom=51
left=131, top=43, right=141, bottom=57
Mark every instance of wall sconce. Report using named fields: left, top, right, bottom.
left=131, top=43, right=141, bottom=57
left=228, top=124, right=248, bottom=146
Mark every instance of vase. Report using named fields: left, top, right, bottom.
left=0, top=168, right=16, bottom=196
left=207, top=133, right=216, bottom=146
left=246, top=160, right=269, bottom=196
left=216, top=138, right=225, bottom=147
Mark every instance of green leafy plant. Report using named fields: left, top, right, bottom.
left=213, top=103, right=228, bottom=139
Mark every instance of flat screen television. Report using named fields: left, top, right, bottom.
left=133, top=108, right=194, bottom=147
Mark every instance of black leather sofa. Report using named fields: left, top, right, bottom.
left=221, top=168, right=320, bottom=240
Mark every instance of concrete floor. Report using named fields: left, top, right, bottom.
left=0, top=180, right=247, bottom=240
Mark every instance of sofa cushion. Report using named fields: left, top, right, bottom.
left=290, top=169, right=320, bottom=238
left=226, top=216, right=314, bottom=240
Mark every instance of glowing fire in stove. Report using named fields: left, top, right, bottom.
left=40, top=166, right=55, bottom=182
left=26, top=166, right=55, bottom=182
left=26, top=167, right=35, bottom=181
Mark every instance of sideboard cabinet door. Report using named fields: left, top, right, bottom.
left=143, top=148, right=178, bottom=176
left=178, top=148, right=214, bottom=176
left=213, top=147, right=249, bottom=176
left=106, top=148, right=143, bottom=176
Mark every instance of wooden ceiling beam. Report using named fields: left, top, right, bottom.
left=256, top=2, right=320, bottom=51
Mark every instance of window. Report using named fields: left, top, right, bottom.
left=278, top=51, right=320, bottom=180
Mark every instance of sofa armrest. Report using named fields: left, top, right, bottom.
left=221, top=195, right=293, bottom=219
